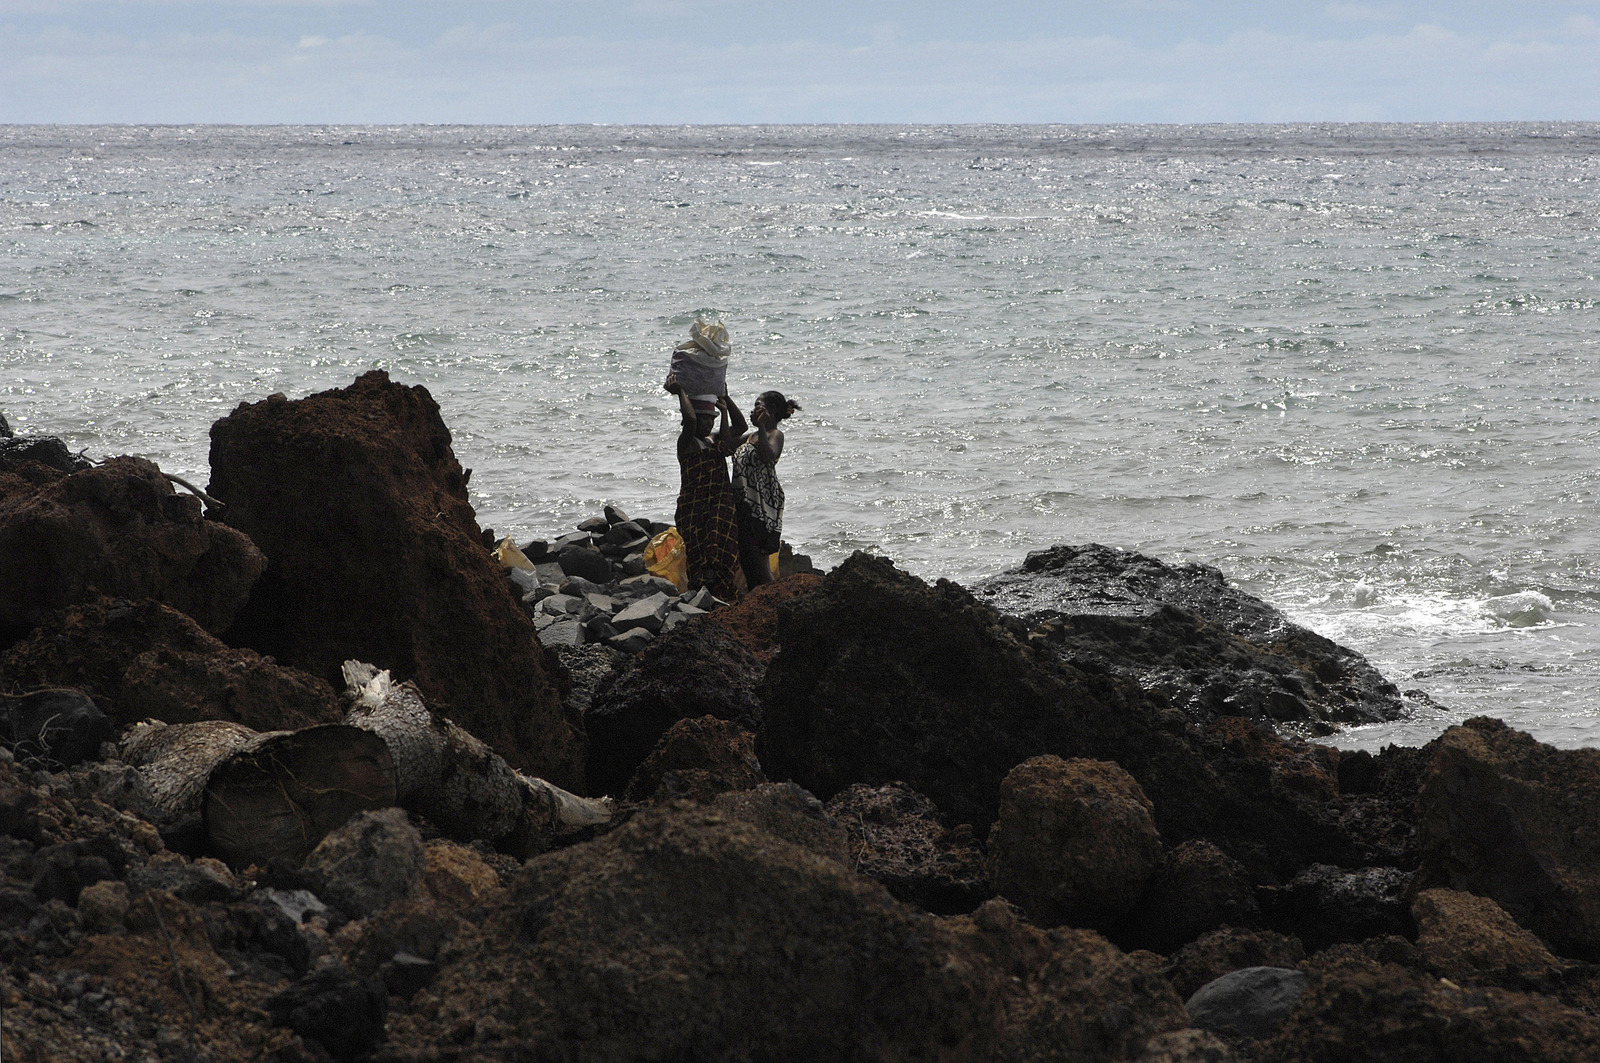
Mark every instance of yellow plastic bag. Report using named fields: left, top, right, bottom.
left=644, top=527, right=688, bottom=592
left=494, top=537, right=535, bottom=571
left=768, top=552, right=780, bottom=579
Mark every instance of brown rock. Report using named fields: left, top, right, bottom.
left=1254, top=956, right=1600, bottom=1063
left=1412, top=887, right=1564, bottom=986
left=403, top=804, right=1006, bottom=1061
left=413, top=841, right=503, bottom=908
left=988, top=755, right=1164, bottom=931
left=1128, top=839, right=1260, bottom=953
left=706, top=571, right=823, bottom=661
left=826, top=781, right=992, bottom=914
left=1166, top=928, right=1307, bottom=1000
left=1414, top=716, right=1600, bottom=958
left=0, top=596, right=344, bottom=733
left=0, top=456, right=264, bottom=641
left=711, top=783, right=851, bottom=864
left=207, top=372, right=581, bottom=788
left=624, top=714, right=765, bottom=803
left=586, top=618, right=764, bottom=797
left=1133, top=1029, right=1240, bottom=1062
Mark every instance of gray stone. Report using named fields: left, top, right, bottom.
left=541, top=619, right=586, bottom=648
left=602, top=504, right=630, bottom=525
left=585, top=593, right=618, bottom=614
left=128, top=861, right=242, bottom=905
left=556, top=530, right=597, bottom=547
left=0, top=410, right=10, bottom=438
left=620, top=554, right=648, bottom=577
left=524, top=584, right=557, bottom=605
left=558, top=544, right=614, bottom=584
left=608, top=628, right=655, bottom=654
left=533, top=561, right=565, bottom=585
left=613, top=592, right=673, bottom=633
left=586, top=617, right=620, bottom=641
left=578, top=517, right=610, bottom=534
left=684, top=587, right=719, bottom=610
left=1185, top=966, right=1309, bottom=1042
left=508, top=568, right=539, bottom=594
left=257, top=887, right=330, bottom=925
left=675, top=603, right=707, bottom=617
left=561, top=576, right=604, bottom=597
left=533, top=612, right=558, bottom=631
left=303, top=807, right=423, bottom=918
left=621, top=574, right=683, bottom=597
left=540, top=593, right=580, bottom=616
left=605, top=521, right=648, bottom=545
left=660, top=612, right=688, bottom=634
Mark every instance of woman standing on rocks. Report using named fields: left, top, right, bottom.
left=731, top=391, right=801, bottom=589
left=666, top=374, right=743, bottom=602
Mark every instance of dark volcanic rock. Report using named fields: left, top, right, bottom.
left=624, top=714, right=765, bottom=803
left=826, top=782, right=991, bottom=914
left=712, top=782, right=852, bottom=864
left=408, top=804, right=1006, bottom=1061
left=0, top=435, right=91, bottom=474
left=0, top=456, right=265, bottom=642
left=0, top=596, right=344, bottom=733
left=1266, top=864, right=1412, bottom=952
left=1254, top=956, right=1600, bottom=1063
left=266, top=965, right=388, bottom=1062
left=757, top=553, right=1354, bottom=882
left=2, top=690, right=112, bottom=770
left=1128, top=840, right=1262, bottom=954
left=208, top=372, right=581, bottom=788
left=973, top=544, right=1403, bottom=731
left=988, top=755, right=1164, bottom=931
left=1411, top=887, right=1565, bottom=988
left=1413, top=716, right=1600, bottom=959
left=586, top=619, right=764, bottom=797
left=1166, top=927, right=1307, bottom=1000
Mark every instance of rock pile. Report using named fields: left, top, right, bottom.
left=11, top=381, right=1600, bottom=1063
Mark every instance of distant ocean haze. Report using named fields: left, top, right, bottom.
left=4, top=122, right=1599, bottom=750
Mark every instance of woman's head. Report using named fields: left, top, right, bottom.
left=754, top=391, right=801, bottom=426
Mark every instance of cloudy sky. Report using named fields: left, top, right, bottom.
left=3, top=1, right=1599, bottom=124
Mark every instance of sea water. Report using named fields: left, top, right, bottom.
left=4, top=123, right=1599, bottom=751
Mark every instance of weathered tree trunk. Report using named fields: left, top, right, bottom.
left=341, top=660, right=613, bottom=858
left=121, top=718, right=396, bottom=867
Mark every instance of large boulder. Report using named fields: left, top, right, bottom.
left=757, top=553, right=1351, bottom=881
left=973, top=544, right=1403, bottom=732
left=0, top=596, right=344, bottom=733
left=0, top=456, right=264, bottom=642
left=988, top=755, right=1164, bottom=931
left=396, top=804, right=1007, bottom=1061
left=207, top=372, right=580, bottom=788
left=586, top=618, right=764, bottom=797
left=1253, top=956, right=1600, bottom=1063
left=1411, top=887, right=1565, bottom=988
left=1413, top=717, right=1600, bottom=958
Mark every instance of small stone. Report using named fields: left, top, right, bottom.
left=607, top=628, right=654, bottom=654
left=585, top=617, right=619, bottom=641
left=603, top=504, right=630, bottom=525
left=381, top=951, right=439, bottom=999
left=508, top=568, right=539, bottom=594
left=660, top=612, right=688, bottom=634
left=621, top=574, right=683, bottom=597
left=1185, top=966, right=1309, bottom=1042
left=972, top=898, right=1018, bottom=933
left=266, top=965, right=388, bottom=1061
left=540, top=594, right=580, bottom=616
left=77, top=880, right=129, bottom=932
left=560, top=576, right=603, bottom=597
left=533, top=561, right=565, bottom=584
left=257, top=887, right=330, bottom=925
left=540, top=619, right=586, bottom=648
left=577, top=517, right=610, bottom=533
left=533, top=612, right=558, bottom=631
left=684, top=587, right=716, bottom=610
left=604, top=521, right=647, bottom=545
left=520, top=540, right=551, bottom=561
left=303, top=807, right=423, bottom=919
left=584, top=593, right=618, bottom=614
left=613, top=593, right=673, bottom=633
left=557, top=544, right=613, bottom=584
left=675, top=603, right=707, bottom=617
left=556, top=530, right=596, bottom=547
left=620, top=554, right=648, bottom=577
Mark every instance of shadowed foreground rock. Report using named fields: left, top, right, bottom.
left=377, top=804, right=1006, bottom=1062
left=208, top=371, right=581, bottom=789
left=1414, top=716, right=1600, bottom=959
left=0, top=596, right=345, bottom=734
left=826, top=781, right=991, bottom=914
left=0, top=456, right=264, bottom=643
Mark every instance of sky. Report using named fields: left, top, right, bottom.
left=2, top=1, right=1599, bottom=124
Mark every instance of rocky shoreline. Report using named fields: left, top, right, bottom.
left=4, top=371, right=1600, bottom=1062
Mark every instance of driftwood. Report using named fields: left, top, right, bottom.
left=121, top=719, right=396, bottom=867
left=341, top=660, right=613, bottom=858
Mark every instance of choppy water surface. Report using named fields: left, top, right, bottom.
left=4, top=123, right=1600, bottom=750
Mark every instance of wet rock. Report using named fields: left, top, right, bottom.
left=2, top=689, right=112, bottom=770
left=266, top=965, right=388, bottom=1062
left=624, top=714, right=765, bottom=803
left=1253, top=957, right=1600, bottom=1063
left=0, top=435, right=90, bottom=474
left=410, top=804, right=1005, bottom=1061
left=208, top=371, right=581, bottom=789
left=825, top=782, right=992, bottom=914
left=586, top=619, right=763, bottom=797
left=1413, top=716, right=1600, bottom=959
left=988, top=755, right=1164, bottom=931
left=973, top=544, right=1403, bottom=731
left=1128, top=840, right=1261, bottom=953
left=302, top=807, right=423, bottom=919
left=1411, top=887, right=1564, bottom=987
left=1266, top=864, right=1412, bottom=951
left=1186, top=966, right=1310, bottom=1042
left=1166, top=928, right=1307, bottom=1000
left=0, top=596, right=345, bottom=733
left=0, top=456, right=265, bottom=642
left=712, top=782, right=851, bottom=864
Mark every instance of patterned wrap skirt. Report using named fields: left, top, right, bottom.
left=676, top=443, right=740, bottom=601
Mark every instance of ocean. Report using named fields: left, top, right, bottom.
left=4, top=123, right=1599, bottom=752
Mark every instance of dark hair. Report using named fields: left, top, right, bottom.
left=758, top=391, right=801, bottom=421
